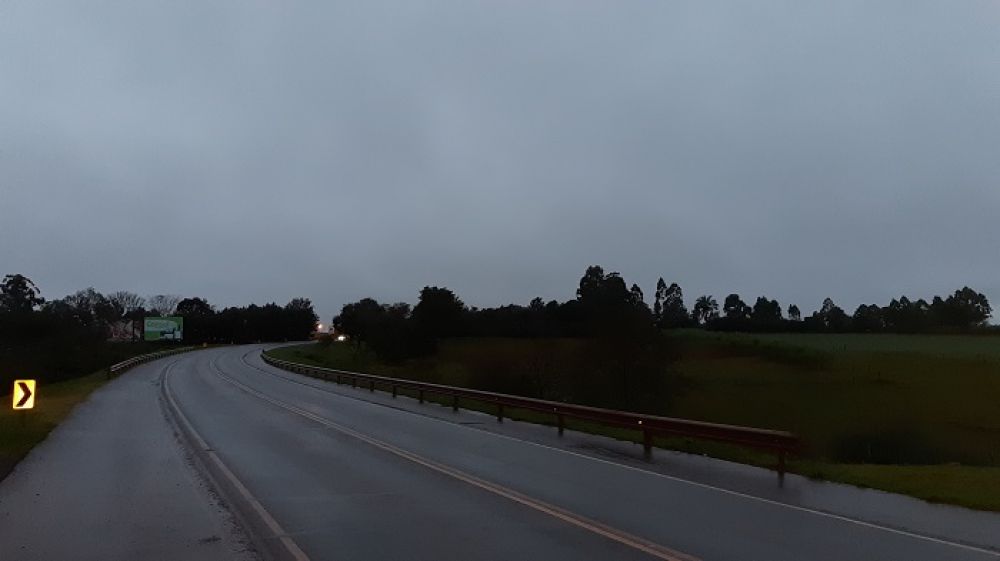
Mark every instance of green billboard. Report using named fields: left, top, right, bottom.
left=144, top=317, right=184, bottom=341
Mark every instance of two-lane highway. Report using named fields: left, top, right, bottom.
left=2, top=345, right=999, bottom=560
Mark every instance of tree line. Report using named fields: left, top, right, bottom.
left=333, top=266, right=669, bottom=411
left=0, top=273, right=318, bottom=382
left=333, top=265, right=994, bottom=363
left=652, top=282, right=991, bottom=333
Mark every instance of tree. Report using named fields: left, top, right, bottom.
left=0, top=274, right=44, bottom=313
left=333, top=298, right=383, bottom=344
left=751, top=296, right=782, bottom=328
left=852, top=304, right=884, bottom=332
left=813, top=297, right=849, bottom=331
left=787, top=304, right=801, bottom=322
left=51, top=288, right=115, bottom=329
left=176, top=297, right=214, bottom=316
left=653, top=278, right=667, bottom=323
left=691, top=295, right=719, bottom=325
left=576, top=267, right=633, bottom=312
left=945, top=287, right=992, bottom=328
left=576, top=266, right=608, bottom=304
left=147, top=294, right=181, bottom=316
left=882, top=296, right=928, bottom=333
left=659, top=283, right=689, bottom=328
left=412, top=286, right=466, bottom=338
left=107, top=291, right=145, bottom=319
left=284, top=297, right=319, bottom=340
left=572, top=266, right=654, bottom=335
left=627, top=283, right=644, bottom=306
left=722, top=294, right=751, bottom=320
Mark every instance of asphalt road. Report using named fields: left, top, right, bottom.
left=2, top=345, right=999, bottom=561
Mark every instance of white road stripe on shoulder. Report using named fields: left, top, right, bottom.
left=240, top=347, right=1000, bottom=558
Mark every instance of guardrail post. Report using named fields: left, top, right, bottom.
left=497, top=404, right=504, bottom=423
left=643, top=429, right=653, bottom=460
left=418, top=390, right=424, bottom=404
left=392, top=385, right=397, bottom=398
left=557, top=414, right=565, bottom=436
left=777, top=450, right=786, bottom=478
left=452, top=396, right=459, bottom=412
left=336, top=374, right=341, bottom=384
left=369, top=380, right=375, bottom=392
left=352, top=377, right=357, bottom=389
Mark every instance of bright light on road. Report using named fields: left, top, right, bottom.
left=336, top=335, right=347, bottom=342
left=317, top=323, right=324, bottom=331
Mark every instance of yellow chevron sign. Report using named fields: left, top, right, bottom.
left=12, top=380, right=35, bottom=410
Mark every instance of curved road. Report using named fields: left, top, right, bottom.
left=2, top=345, right=998, bottom=561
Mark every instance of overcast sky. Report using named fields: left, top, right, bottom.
left=2, top=1, right=998, bottom=323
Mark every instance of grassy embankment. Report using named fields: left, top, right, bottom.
left=0, top=343, right=189, bottom=480
left=0, top=371, right=108, bottom=479
left=268, top=331, right=1000, bottom=512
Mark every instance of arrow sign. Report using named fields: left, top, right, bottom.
left=12, top=380, right=35, bottom=410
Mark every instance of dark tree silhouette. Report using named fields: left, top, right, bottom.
left=810, top=298, right=850, bottom=331
left=723, top=294, right=751, bottom=320
left=653, top=277, right=667, bottom=323
left=659, top=282, right=689, bottom=328
left=176, top=297, right=214, bottom=316
left=147, top=294, right=181, bottom=316
left=691, top=295, right=719, bottom=325
left=412, top=287, right=466, bottom=338
left=107, top=291, right=145, bottom=320
left=852, top=304, right=884, bottom=332
left=787, top=304, right=802, bottom=322
left=751, top=297, right=783, bottom=329
left=0, top=274, right=44, bottom=313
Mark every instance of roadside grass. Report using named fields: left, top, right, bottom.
left=0, top=344, right=200, bottom=481
left=267, top=334, right=1000, bottom=512
left=795, top=462, right=1000, bottom=513
left=0, top=370, right=108, bottom=480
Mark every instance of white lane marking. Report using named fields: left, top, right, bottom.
left=212, top=357, right=698, bottom=561
left=162, top=361, right=313, bottom=561
left=241, top=347, right=1000, bottom=557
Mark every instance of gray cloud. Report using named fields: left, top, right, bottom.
left=2, top=1, right=998, bottom=322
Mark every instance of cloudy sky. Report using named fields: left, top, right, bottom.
left=2, top=1, right=998, bottom=323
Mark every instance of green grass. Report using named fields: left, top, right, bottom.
left=0, top=370, right=108, bottom=479
left=268, top=332, right=1000, bottom=511
left=668, top=330, right=1000, bottom=466
left=0, top=345, right=200, bottom=480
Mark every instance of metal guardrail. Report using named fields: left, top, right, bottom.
left=108, top=347, right=196, bottom=377
left=262, top=353, right=801, bottom=474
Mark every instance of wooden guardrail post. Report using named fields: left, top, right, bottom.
left=266, top=355, right=800, bottom=477
left=643, top=427, right=653, bottom=460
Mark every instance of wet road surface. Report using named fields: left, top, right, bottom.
left=2, top=345, right=999, bottom=560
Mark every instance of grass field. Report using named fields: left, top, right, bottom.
left=269, top=331, right=1000, bottom=511
left=0, top=370, right=108, bottom=480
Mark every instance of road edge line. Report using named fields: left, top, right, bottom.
left=213, top=357, right=699, bottom=561
left=159, top=359, right=312, bottom=561
left=247, top=347, right=1000, bottom=557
